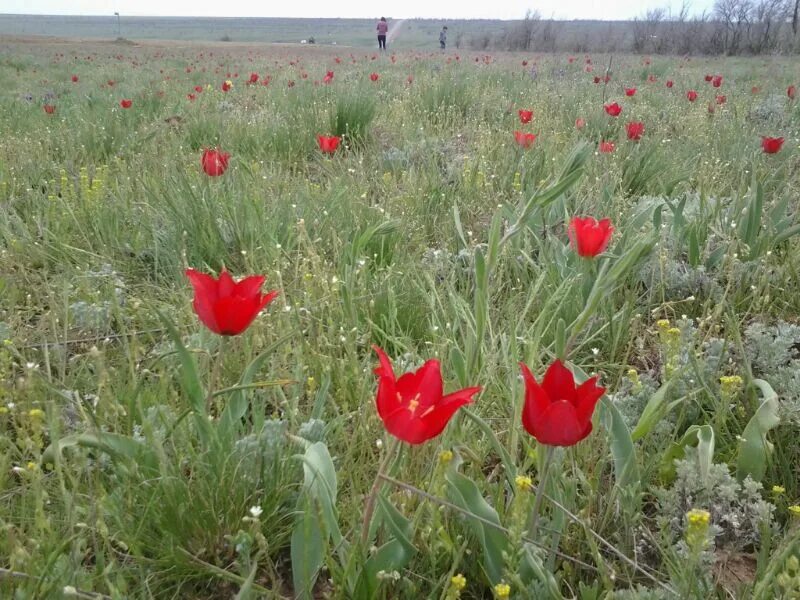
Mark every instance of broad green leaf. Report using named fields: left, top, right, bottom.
left=445, top=458, right=508, bottom=585
left=42, top=432, right=158, bottom=475
left=631, top=380, right=673, bottom=441
left=736, top=380, right=780, bottom=482
left=352, top=496, right=416, bottom=599
left=598, top=398, right=640, bottom=492
left=291, top=442, right=342, bottom=599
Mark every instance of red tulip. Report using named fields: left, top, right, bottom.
left=185, top=269, right=278, bottom=336
left=647, top=74, right=657, bottom=83
left=598, top=141, right=615, bottom=154
left=120, top=99, right=132, bottom=108
left=761, top=136, right=784, bottom=154
left=624, top=87, right=636, bottom=97
left=666, top=80, right=674, bottom=88
left=194, top=85, right=203, bottom=93
left=704, top=74, right=713, bottom=82
left=686, top=90, right=697, bottom=102
left=520, top=360, right=605, bottom=447
left=187, top=93, right=196, bottom=101
left=626, top=121, right=644, bottom=141
left=593, top=76, right=601, bottom=84
left=604, top=102, right=622, bottom=117
left=712, top=75, right=723, bottom=88
left=370, top=72, right=379, bottom=82
left=568, top=216, right=614, bottom=257
left=514, top=131, right=537, bottom=148
left=522, top=60, right=528, bottom=66
left=43, top=104, right=56, bottom=114
left=575, top=117, right=586, bottom=130
left=789, top=85, right=796, bottom=100
left=249, top=73, right=259, bottom=84
left=201, top=148, right=231, bottom=176
left=71, top=75, right=78, bottom=83
left=752, top=86, right=760, bottom=94
left=323, top=70, right=334, bottom=84
left=715, top=95, right=726, bottom=105
left=407, top=75, right=414, bottom=85
left=287, top=80, right=295, bottom=87
left=372, top=346, right=481, bottom=445
left=317, top=134, right=341, bottom=154
left=518, top=109, right=533, bottom=124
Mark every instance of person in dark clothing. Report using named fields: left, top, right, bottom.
left=439, top=26, right=447, bottom=50
left=377, top=17, right=388, bottom=51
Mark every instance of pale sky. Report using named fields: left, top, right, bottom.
left=1, top=0, right=715, bottom=21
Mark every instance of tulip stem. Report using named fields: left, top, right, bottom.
left=360, top=436, right=400, bottom=548
left=528, top=445, right=556, bottom=540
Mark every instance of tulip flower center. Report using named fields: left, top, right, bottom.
left=405, top=393, right=421, bottom=414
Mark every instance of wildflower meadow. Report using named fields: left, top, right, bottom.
left=1, top=40, right=800, bottom=599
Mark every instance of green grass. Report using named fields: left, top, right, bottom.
left=1, top=41, right=800, bottom=599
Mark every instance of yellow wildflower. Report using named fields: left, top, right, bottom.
left=439, top=450, right=454, bottom=465
left=450, top=574, right=466, bottom=591
left=494, top=583, right=511, bottom=599
left=515, top=475, right=533, bottom=493
left=773, top=485, right=786, bottom=495
left=788, top=505, right=800, bottom=516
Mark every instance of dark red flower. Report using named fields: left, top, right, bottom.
left=287, top=80, right=295, bottom=88
left=624, top=87, right=636, bottom=97
left=201, top=148, right=231, bottom=176
left=71, top=75, right=78, bottom=83
left=789, top=85, right=796, bottom=100
left=752, top=86, right=760, bottom=94
left=249, top=73, right=259, bottom=84
left=317, top=134, right=341, bottom=154
left=712, top=75, right=723, bottom=88
left=666, top=80, right=674, bottom=88
left=647, top=74, right=657, bottom=83
left=372, top=346, right=481, bottom=445
left=323, top=70, right=334, bottom=84
left=520, top=360, right=605, bottom=447
left=187, top=93, right=196, bottom=101
left=514, top=131, right=537, bottom=148
left=194, top=85, right=203, bottom=93
left=598, top=141, right=615, bottom=154
left=575, top=117, right=586, bottom=130
left=686, top=90, right=698, bottom=102
left=185, top=269, right=278, bottom=336
left=43, top=104, right=56, bottom=114
left=370, top=72, right=379, bottom=82
left=568, top=216, right=614, bottom=257
left=715, top=94, right=726, bottom=105
left=593, top=76, right=601, bottom=84
left=704, top=74, right=713, bottom=82
left=626, top=121, right=644, bottom=141
left=120, top=99, right=132, bottom=108
left=518, top=109, right=533, bottom=124
left=604, top=102, right=622, bottom=117
left=761, top=136, right=784, bottom=154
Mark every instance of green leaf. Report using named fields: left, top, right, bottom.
left=659, top=424, right=716, bottom=483
left=156, top=309, right=205, bottom=416
left=598, top=397, right=640, bottom=492
left=291, top=442, right=342, bottom=599
left=445, top=458, right=508, bottom=585
left=736, top=380, right=780, bottom=482
left=42, top=432, right=158, bottom=475
left=631, top=380, right=673, bottom=441
left=353, top=496, right=417, bottom=599
left=218, top=331, right=295, bottom=438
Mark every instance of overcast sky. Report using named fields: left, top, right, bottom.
left=2, top=0, right=716, bottom=21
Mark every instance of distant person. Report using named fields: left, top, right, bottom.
left=439, top=26, right=448, bottom=51
left=377, top=17, right=388, bottom=51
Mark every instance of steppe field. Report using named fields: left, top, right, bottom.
left=1, top=34, right=800, bottom=600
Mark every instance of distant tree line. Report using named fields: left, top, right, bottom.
left=464, top=2, right=800, bottom=54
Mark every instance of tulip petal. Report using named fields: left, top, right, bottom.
left=234, top=275, right=266, bottom=299
left=541, top=360, right=577, bottom=404
left=396, top=359, right=443, bottom=410
left=372, top=346, right=399, bottom=420
left=417, top=386, right=481, bottom=440
left=520, top=362, right=552, bottom=438
left=573, top=376, right=605, bottom=423
left=213, top=295, right=261, bottom=335
left=533, top=399, right=593, bottom=446
left=186, top=268, right=220, bottom=302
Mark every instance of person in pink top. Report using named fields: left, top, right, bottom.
left=377, top=17, right=388, bottom=51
